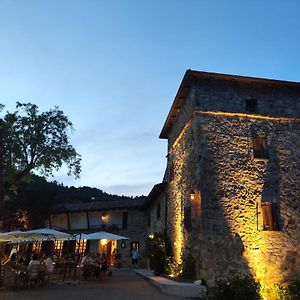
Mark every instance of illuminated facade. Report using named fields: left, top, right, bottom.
left=155, top=70, right=300, bottom=288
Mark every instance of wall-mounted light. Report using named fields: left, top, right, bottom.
left=121, top=241, right=126, bottom=248
left=190, top=190, right=195, bottom=201
left=101, top=213, right=108, bottom=222
left=148, top=233, right=154, bottom=239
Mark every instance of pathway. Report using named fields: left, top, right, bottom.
left=0, top=268, right=187, bottom=300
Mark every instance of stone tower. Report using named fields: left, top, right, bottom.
left=159, top=70, right=300, bottom=287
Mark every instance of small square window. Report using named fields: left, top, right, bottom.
left=122, top=212, right=128, bottom=230
left=246, top=99, right=258, bottom=113
left=252, top=135, right=269, bottom=159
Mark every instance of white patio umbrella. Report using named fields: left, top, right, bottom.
left=0, top=230, right=26, bottom=242
left=24, top=228, right=74, bottom=240
left=80, top=231, right=129, bottom=241
left=0, top=228, right=74, bottom=242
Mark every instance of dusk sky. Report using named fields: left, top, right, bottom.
left=0, top=1, right=299, bottom=196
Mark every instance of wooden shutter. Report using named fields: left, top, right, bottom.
left=261, top=202, right=277, bottom=230
left=184, top=205, right=191, bottom=230
left=193, top=191, right=202, bottom=219
left=253, top=135, right=269, bottom=159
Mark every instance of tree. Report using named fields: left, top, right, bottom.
left=1, top=102, right=81, bottom=204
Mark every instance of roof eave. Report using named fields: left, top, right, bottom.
left=159, top=70, right=192, bottom=139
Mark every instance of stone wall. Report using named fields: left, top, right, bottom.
left=165, top=77, right=300, bottom=287
left=147, top=192, right=167, bottom=235
left=194, top=77, right=300, bottom=118
left=116, top=209, right=148, bottom=268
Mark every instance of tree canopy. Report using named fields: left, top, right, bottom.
left=2, top=175, right=145, bottom=229
left=1, top=102, right=81, bottom=193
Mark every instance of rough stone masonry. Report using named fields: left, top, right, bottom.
left=160, top=70, right=300, bottom=287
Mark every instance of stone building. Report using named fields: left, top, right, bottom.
left=144, top=182, right=168, bottom=236
left=49, top=198, right=147, bottom=268
left=152, top=70, right=300, bottom=288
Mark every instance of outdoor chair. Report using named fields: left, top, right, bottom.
left=43, top=270, right=53, bottom=285
left=27, top=264, right=40, bottom=288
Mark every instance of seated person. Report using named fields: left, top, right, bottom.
left=40, top=253, right=53, bottom=285
left=27, top=253, right=40, bottom=272
left=100, top=253, right=108, bottom=274
left=81, top=252, right=92, bottom=266
left=93, top=253, right=101, bottom=279
left=3, top=253, right=26, bottom=289
left=81, top=252, right=93, bottom=279
left=52, top=252, right=58, bottom=263
left=27, top=253, right=41, bottom=284
left=44, top=254, right=54, bottom=274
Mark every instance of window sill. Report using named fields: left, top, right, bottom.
left=253, top=157, right=269, bottom=162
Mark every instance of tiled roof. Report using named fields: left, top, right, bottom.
left=52, top=198, right=145, bottom=213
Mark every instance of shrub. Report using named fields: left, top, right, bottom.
left=165, top=256, right=182, bottom=277
left=213, top=275, right=261, bottom=300
left=288, top=281, right=300, bottom=300
left=145, top=232, right=166, bottom=275
left=182, top=253, right=196, bottom=280
left=265, top=281, right=300, bottom=300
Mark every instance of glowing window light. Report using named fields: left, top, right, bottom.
left=101, top=239, right=107, bottom=246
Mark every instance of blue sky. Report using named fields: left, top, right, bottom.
left=0, top=1, right=299, bottom=196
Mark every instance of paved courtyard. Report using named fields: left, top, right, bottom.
left=0, top=268, right=186, bottom=300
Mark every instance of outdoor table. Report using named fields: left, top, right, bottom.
left=83, top=264, right=97, bottom=280
left=55, top=261, right=79, bottom=282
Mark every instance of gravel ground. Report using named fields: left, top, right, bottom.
left=0, top=268, right=186, bottom=300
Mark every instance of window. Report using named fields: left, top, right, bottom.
left=31, top=242, right=42, bottom=255
left=184, top=204, right=191, bottom=230
left=75, top=239, right=88, bottom=260
left=261, top=202, right=278, bottom=230
left=252, top=135, right=269, bottom=159
left=122, top=212, right=128, bottom=230
left=156, top=203, right=161, bottom=220
left=246, top=99, right=258, bottom=113
left=54, top=240, right=64, bottom=257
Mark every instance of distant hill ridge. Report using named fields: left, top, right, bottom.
left=22, top=175, right=146, bottom=205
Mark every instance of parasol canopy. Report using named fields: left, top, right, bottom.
left=0, top=228, right=74, bottom=242
left=78, top=231, right=128, bottom=241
